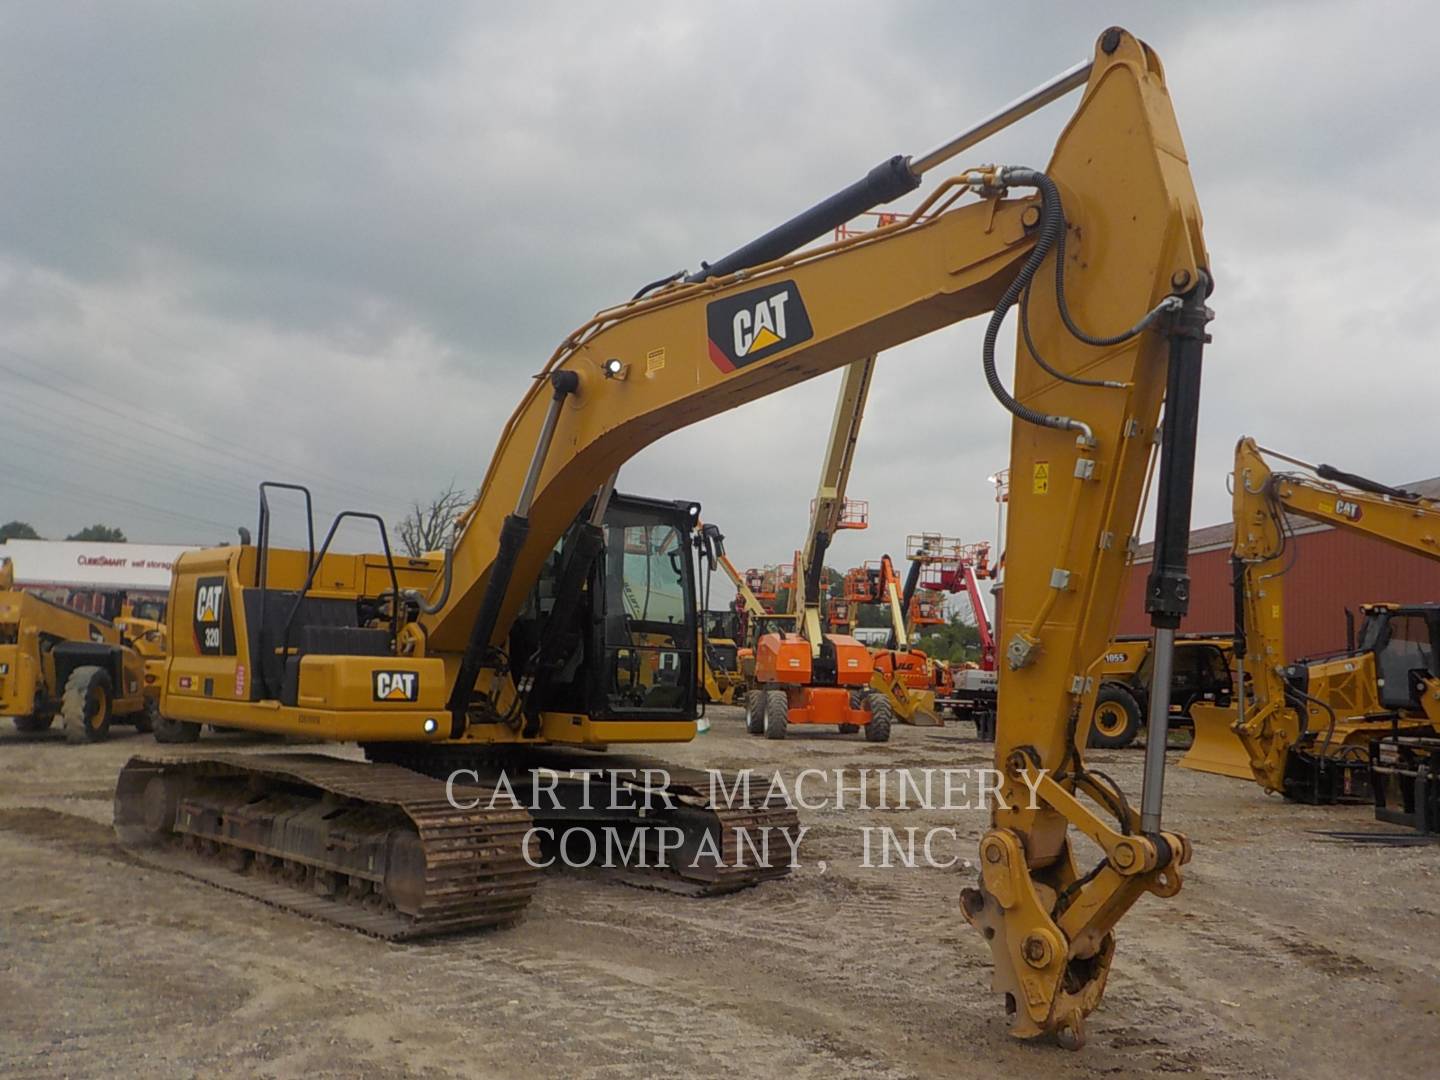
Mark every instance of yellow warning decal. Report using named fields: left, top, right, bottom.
left=1033, top=461, right=1050, bottom=495
left=646, top=347, right=666, bottom=373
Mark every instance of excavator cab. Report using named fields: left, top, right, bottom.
left=1355, top=604, right=1440, bottom=713
left=511, top=493, right=701, bottom=722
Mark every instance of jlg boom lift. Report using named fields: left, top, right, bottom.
left=892, top=535, right=1003, bottom=734
left=857, top=550, right=945, bottom=726
left=1184, top=438, right=1440, bottom=803
left=117, top=29, right=1209, bottom=1047
left=749, top=357, right=892, bottom=739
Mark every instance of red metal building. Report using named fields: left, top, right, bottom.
left=1113, top=477, right=1440, bottom=659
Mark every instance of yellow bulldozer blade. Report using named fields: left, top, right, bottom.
left=1179, top=704, right=1254, bottom=780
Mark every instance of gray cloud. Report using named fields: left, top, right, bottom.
left=2, top=1, right=1437, bottom=607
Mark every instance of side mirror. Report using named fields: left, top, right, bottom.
left=698, top=523, right=725, bottom=571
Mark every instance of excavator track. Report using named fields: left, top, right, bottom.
left=363, top=745, right=802, bottom=895
left=114, top=753, right=540, bottom=940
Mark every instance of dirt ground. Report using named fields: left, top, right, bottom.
left=0, top=710, right=1435, bottom=1079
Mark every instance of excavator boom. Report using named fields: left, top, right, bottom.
left=1187, top=437, right=1440, bottom=796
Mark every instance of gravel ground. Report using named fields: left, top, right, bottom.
left=0, top=708, right=1435, bottom=1078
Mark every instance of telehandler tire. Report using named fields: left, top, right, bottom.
left=1088, top=683, right=1143, bottom=749
left=745, top=690, right=766, bottom=735
left=131, top=698, right=158, bottom=734
left=863, top=695, right=893, bottom=743
left=13, top=713, right=54, bottom=733
left=764, top=689, right=789, bottom=740
left=62, top=666, right=114, bottom=744
left=152, top=711, right=202, bottom=744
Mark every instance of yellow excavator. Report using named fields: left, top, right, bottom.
left=1185, top=437, right=1440, bottom=802
left=116, top=28, right=1208, bottom=1046
left=0, top=558, right=158, bottom=741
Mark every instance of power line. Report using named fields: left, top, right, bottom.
left=0, top=346, right=407, bottom=507
left=0, top=358, right=412, bottom=523
left=6, top=474, right=236, bottom=534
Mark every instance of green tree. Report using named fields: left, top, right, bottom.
left=66, top=524, right=127, bottom=542
left=0, top=521, right=41, bottom=541
left=915, top=614, right=982, bottom=664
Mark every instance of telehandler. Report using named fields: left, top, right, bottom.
left=0, top=558, right=158, bottom=741
left=117, top=28, right=1209, bottom=1047
left=1186, top=438, right=1440, bottom=802
left=1087, top=633, right=1234, bottom=749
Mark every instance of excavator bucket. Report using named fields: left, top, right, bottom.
left=1179, top=704, right=1254, bottom=779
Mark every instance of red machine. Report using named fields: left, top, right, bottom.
left=906, top=534, right=997, bottom=671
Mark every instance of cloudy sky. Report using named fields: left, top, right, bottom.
left=2, top=2, right=1436, bottom=601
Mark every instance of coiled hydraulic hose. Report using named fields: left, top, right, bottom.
left=982, top=167, right=1180, bottom=435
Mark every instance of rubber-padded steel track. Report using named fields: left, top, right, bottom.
left=363, top=745, right=802, bottom=895
left=115, top=753, right=539, bottom=939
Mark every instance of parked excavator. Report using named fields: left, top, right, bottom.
left=1185, top=437, right=1440, bottom=803
left=0, top=558, right=160, bottom=741
left=116, top=28, right=1209, bottom=1047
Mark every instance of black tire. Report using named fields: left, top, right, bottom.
left=974, top=709, right=996, bottom=743
left=62, top=665, right=114, bottom=744
left=131, top=697, right=158, bottom=734
left=13, top=713, right=54, bottom=733
left=745, top=690, right=766, bottom=735
left=153, top=710, right=202, bottom=744
left=764, top=689, right=789, bottom=740
left=864, top=694, right=893, bottom=743
left=838, top=723, right=860, bottom=734
left=1089, top=683, right=1143, bottom=749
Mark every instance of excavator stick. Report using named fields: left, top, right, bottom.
left=957, top=29, right=1208, bottom=1048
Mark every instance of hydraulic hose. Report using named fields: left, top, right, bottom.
left=1019, top=287, right=1125, bottom=389
left=982, top=167, right=1181, bottom=435
left=979, top=167, right=1078, bottom=436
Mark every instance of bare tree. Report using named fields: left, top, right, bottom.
left=396, top=484, right=470, bottom=557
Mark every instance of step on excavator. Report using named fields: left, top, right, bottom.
left=1185, top=438, right=1440, bottom=803
left=116, top=27, right=1209, bottom=1047
left=0, top=558, right=161, bottom=742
